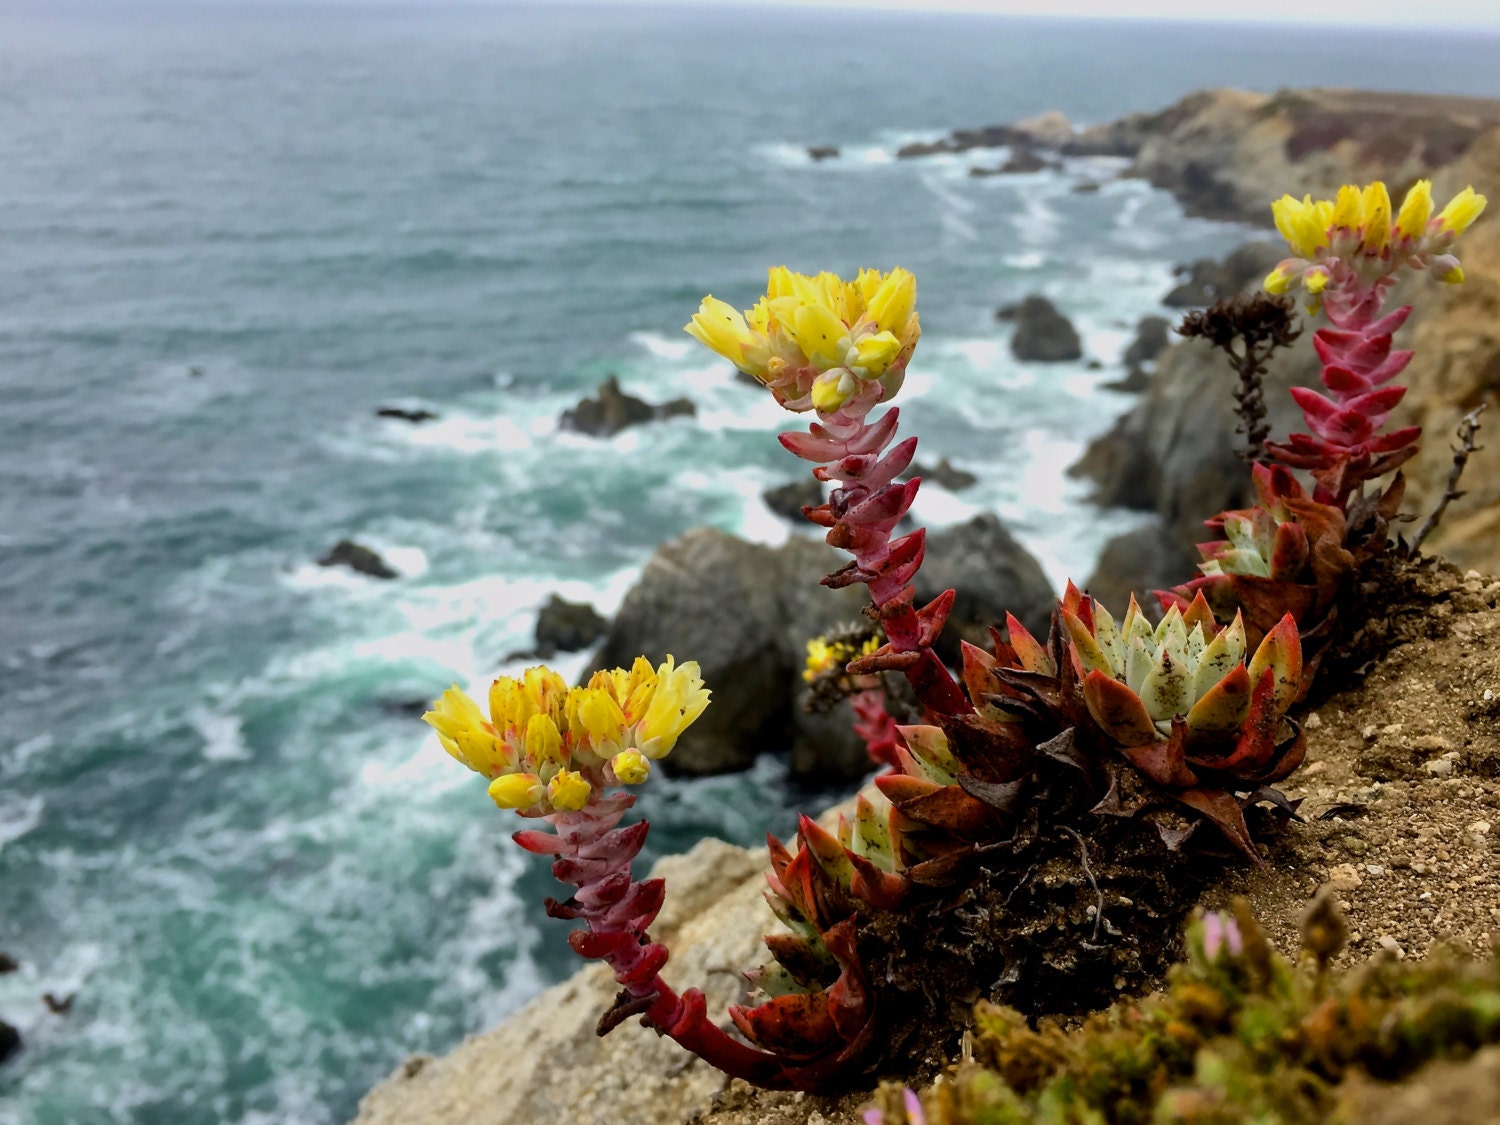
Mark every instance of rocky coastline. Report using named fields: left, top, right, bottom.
left=355, top=86, right=1500, bottom=1125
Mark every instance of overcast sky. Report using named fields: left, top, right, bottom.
left=574, top=0, right=1500, bottom=29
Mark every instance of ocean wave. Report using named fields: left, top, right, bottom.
left=0, top=793, right=44, bottom=852
left=191, top=707, right=251, bottom=763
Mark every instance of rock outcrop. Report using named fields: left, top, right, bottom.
left=560, top=376, right=695, bottom=437
left=1163, top=242, right=1284, bottom=308
left=317, top=539, right=399, bottom=580
left=592, top=519, right=1053, bottom=779
left=1008, top=296, right=1083, bottom=362
left=533, top=594, right=608, bottom=658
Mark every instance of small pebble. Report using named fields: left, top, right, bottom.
left=1378, top=935, right=1406, bottom=959
left=1425, top=758, right=1455, bottom=778
left=1343, top=836, right=1370, bottom=856
left=1381, top=723, right=1405, bottom=737
left=1412, top=734, right=1455, bottom=752
left=1327, top=863, right=1363, bottom=891
left=1304, top=712, right=1323, bottom=730
left=1365, top=865, right=1386, bottom=877
left=1469, top=820, right=1493, bottom=835
left=1362, top=724, right=1378, bottom=741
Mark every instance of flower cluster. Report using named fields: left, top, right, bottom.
left=1265, top=180, right=1485, bottom=315
left=424, top=657, right=708, bottom=815
left=686, top=267, right=920, bottom=417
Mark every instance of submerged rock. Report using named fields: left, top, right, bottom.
left=533, top=595, right=608, bottom=658
left=1009, top=295, right=1083, bottom=362
left=375, top=406, right=438, bottom=424
left=318, top=540, right=399, bottom=580
left=1121, top=315, right=1173, bottom=370
left=903, top=458, right=978, bottom=492
left=806, top=145, right=839, bottom=162
left=560, top=376, right=695, bottom=437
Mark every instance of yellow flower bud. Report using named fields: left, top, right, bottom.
left=577, top=687, right=628, bottom=749
left=546, top=769, right=592, bottom=812
left=1331, top=184, right=1364, bottom=232
left=424, top=685, right=511, bottom=777
left=488, top=772, right=543, bottom=810
left=638, top=656, right=711, bottom=758
left=1436, top=186, right=1487, bottom=235
left=1395, top=179, right=1433, bottom=240
left=1263, top=263, right=1297, bottom=295
left=1304, top=268, right=1330, bottom=296
left=611, top=749, right=650, bottom=786
left=1360, top=182, right=1391, bottom=252
left=810, top=368, right=857, bottom=414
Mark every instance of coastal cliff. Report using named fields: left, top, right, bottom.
left=355, top=87, right=1500, bottom=1125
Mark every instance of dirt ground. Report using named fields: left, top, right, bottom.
left=691, top=559, right=1500, bottom=1125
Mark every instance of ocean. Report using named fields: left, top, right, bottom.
left=1, top=3, right=1496, bottom=1121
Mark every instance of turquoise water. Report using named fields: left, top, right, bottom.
left=1, top=4, right=1497, bottom=1121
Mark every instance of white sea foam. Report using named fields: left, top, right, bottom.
left=628, top=330, right=693, bottom=361
left=0, top=793, right=44, bottom=852
left=191, top=708, right=251, bottom=762
left=1003, top=250, right=1045, bottom=270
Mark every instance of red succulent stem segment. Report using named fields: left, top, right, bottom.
left=513, top=795, right=800, bottom=1088
left=850, top=688, right=902, bottom=770
left=1265, top=298, right=1420, bottom=509
left=780, top=408, right=970, bottom=716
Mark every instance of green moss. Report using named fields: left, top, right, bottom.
left=866, top=898, right=1500, bottom=1125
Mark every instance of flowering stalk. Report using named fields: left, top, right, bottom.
left=687, top=268, right=969, bottom=715
left=424, top=659, right=806, bottom=1088
left=1263, top=180, right=1486, bottom=506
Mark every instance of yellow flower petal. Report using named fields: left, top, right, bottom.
left=790, top=302, right=847, bottom=366
left=1436, top=186, right=1487, bottom=235
left=1361, top=182, right=1391, bottom=251
left=638, top=656, right=710, bottom=758
left=1263, top=263, right=1297, bottom=295
left=865, top=268, right=916, bottom=335
left=1331, top=184, right=1363, bottom=232
left=684, top=297, right=754, bottom=366
left=1395, top=179, right=1433, bottom=240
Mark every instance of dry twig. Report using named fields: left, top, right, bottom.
left=1410, top=404, right=1487, bottom=554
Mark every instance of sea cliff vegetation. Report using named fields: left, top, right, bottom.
left=356, top=87, right=1500, bottom=1125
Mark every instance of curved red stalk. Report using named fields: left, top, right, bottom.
left=516, top=795, right=805, bottom=1088
left=781, top=408, right=970, bottom=716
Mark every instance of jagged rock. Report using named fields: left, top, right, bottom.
left=806, top=145, right=839, bottom=162
left=1010, top=110, right=1074, bottom=148
left=589, top=530, right=868, bottom=779
left=318, top=540, right=399, bottom=580
left=762, top=478, right=825, bottom=524
left=534, top=595, right=608, bottom=659
left=1164, top=242, right=1285, bottom=307
left=904, top=458, right=978, bottom=492
left=0, top=1020, right=18, bottom=1065
left=1072, top=180, right=1103, bottom=194
left=376, top=406, right=438, bottom=424
left=1070, top=325, right=1318, bottom=551
left=994, top=302, right=1021, bottom=321
left=1121, top=316, right=1173, bottom=370
left=916, top=514, right=1055, bottom=661
left=896, top=139, right=953, bottom=159
left=560, top=376, right=695, bottom=437
left=969, top=145, right=1059, bottom=177
left=0, top=953, right=16, bottom=975
left=1084, top=521, right=1199, bottom=618
left=1009, top=296, right=1083, bottom=362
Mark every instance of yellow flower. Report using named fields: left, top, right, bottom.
left=546, top=769, right=592, bottom=812
left=424, top=686, right=511, bottom=777
left=1395, top=179, right=1433, bottom=240
left=1271, top=194, right=1330, bottom=260
left=638, top=656, right=710, bottom=758
left=685, top=266, right=920, bottom=417
left=1265, top=179, right=1486, bottom=304
left=488, top=772, right=544, bottom=810
left=1436, top=186, right=1487, bottom=235
left=611, top=749, right=650, bottom=785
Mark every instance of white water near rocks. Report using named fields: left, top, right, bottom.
left=2, top=4, right=1497, bottom=1122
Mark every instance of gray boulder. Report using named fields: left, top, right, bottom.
left=590, top=529, right=870, bottom=780
left=534, top=595, right=608, bottom=658
left=1084, top=520, right=1199, bottom=619
left=761, top=478, right=825, bottom=524
left=318, top=539, right=398, bottom=580
left=916, top=515, right=1056, bottom=661
left=1009, top=296, right=1084, bottom=362
left=1121, top=315, right=1174, bottom=370
left=560, top=376, right=695, bottom=437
